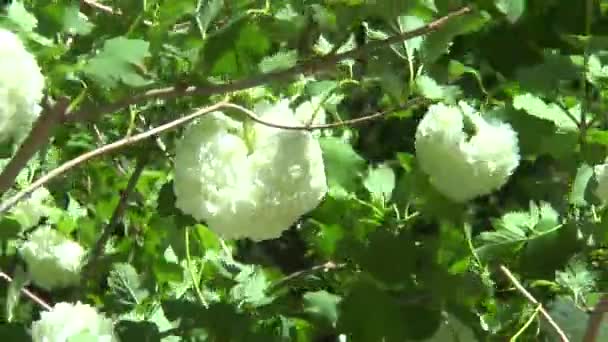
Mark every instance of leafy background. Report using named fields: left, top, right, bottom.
left=2, top=0, right=608, bottom=341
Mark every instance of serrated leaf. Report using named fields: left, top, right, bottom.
left=512, top=93, right=578, bottom=131
left=83, top=37, right=151, bottom=88
left=107, top=263, right=149, bottom=308
left=259, top=50, right=298, bottom=73
left=363, top=165, right=396, bottom=201
left=415, top=74, right=461, bottom=103
left=230, top=266, right=272, bottom=307
left=495, top=0, right=526, bottom=23
left=303, top=290, right=341, bottom=325
left=555, top=258, right=596, bottom=305
left=197, top=0, right=224, bottom=36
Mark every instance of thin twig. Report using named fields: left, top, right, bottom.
left=269, top=261, right=345, bottom=291
left=65, top=6, right=471, bottom=124
left=82, top=157, right=147, bottom=279
left=81, top=0, right=121, bottom=15
left=499, top=265, right=570, bottom=342
left=223, top=97, right=426, bottom=130
left=0, top=102, right=226, bottom=215
left=0, top=271, right=52, bottom=311
left=0, top=7, right=471, bottom=200
left=583, top=293, right=608, bottom=342
left=0, top=98, right=69, bottom=195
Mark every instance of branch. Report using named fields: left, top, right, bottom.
left=81, top=0, right=121, bottom=15
left=65, top=5, right=472, bottom=123
left=0, top=101, right=227, bottom=215
left=0, top=98, right=68, bottom=195
left=82, top=157, right=147, bottom=279
left=0, top=6, right=471, bottom=200
left=499, top=265, right=570, bottom=342
left=223, top=97, right=427, bottom=130
left=0, top=270, right=52, bottom=311
left=583, top=293, right=608, bottom=342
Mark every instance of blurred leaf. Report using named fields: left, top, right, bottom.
left=495, top=0, right=526, bottom=23
left=555, top=258, right=596, bottom=305
left=107, top=263, right=150, bottom=309
left=197, top=0, right=224, bottom=36
left=115, top=321, right=161, bottom=342
left=230, top=266, right=273, bottom=307
left=83, top=36, right=151, bottom=88
left=5, top=1, right=37, bottom=32
left=303, top=290, right=341, bottom=325
left=363, top=165, right=396, bottom=201
left=513, top=93, right=578, bottom=131
left=259, top=50, right=298, bottom=73
left=320, top=137, right=366, bottom=196
left=62, top=5, right=94, bottom=35
left=569, top=163, right=594, bottom=206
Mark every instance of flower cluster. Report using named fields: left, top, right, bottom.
left=31, top=302, right=117, bottom=342
left=0, top=28, right=44, bottom=144
left=173, top=100, right=328, bottom=241
left=415, top=102, right=520, bottom=202
left=19, top=226, right=86, bottom=290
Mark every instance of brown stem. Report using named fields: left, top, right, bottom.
left=583, top=294, right=608, bottom=342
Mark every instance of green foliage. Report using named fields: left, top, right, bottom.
left=2, top=0, right=608, bottom=341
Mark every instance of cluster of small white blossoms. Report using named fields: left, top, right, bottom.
left=31, top=302, right=117, bottom=342
left=415, top=102, right=520, bottom=202
left=19, top=226, right=86, bottom=290
left=0, top=28, right=44, bottom=144
left=173, top=99, right=328, bottom=241
left=11, top=187, right=54, bottom=229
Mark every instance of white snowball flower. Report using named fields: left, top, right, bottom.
left=19, top=226, right=85, bottom=290
left=415, top=102, right=520, bottom=202
left=31, top=301, right=117, bottom=342
left=0, top=28, right=45, bottom=144
left=173, top=100, right=328, bottom=241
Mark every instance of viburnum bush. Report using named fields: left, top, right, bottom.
left=3, top=0, right=608, bottom=341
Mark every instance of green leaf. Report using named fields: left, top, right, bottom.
left=83, top=37, right=151, bottom=88
left=303, top=290, right=341, bottom=325
left=115, top=321, right=161, bottom=342
left=545, top=297, right=608, bottom=341
left=107, top=263, right=149, bottom=309
left=363, top=165, right=396, bottom=201
left=495, top=0, right=526, bottom=23
left=202, top=18, right=271, bottom=77
left=320, top=137, right=366, bottom=196
left=415, top=74, right=461, bottom=103
left=555, top=258, right=596, bottom=305
left=423, top=314, right=478, bottom=342
left=230, top=266, right=272, bottom=307
left=259, top=50, right=298, bottom=73
left=356, top=229, right=416, bottom=285
left=422, top=12, right=488, bottom=63
left=476, top=201, right=562, bottom=260
left=0, top=324, right=29, bottom=341
left=62, top=5, right=94, bottom=35
left=569, top=163, right=594, bottom=206
left=5, top=1, right=37, bottom=32
left=197, top=0, right=224, bottom=36
left=512, top=93, right=578, bottom=131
